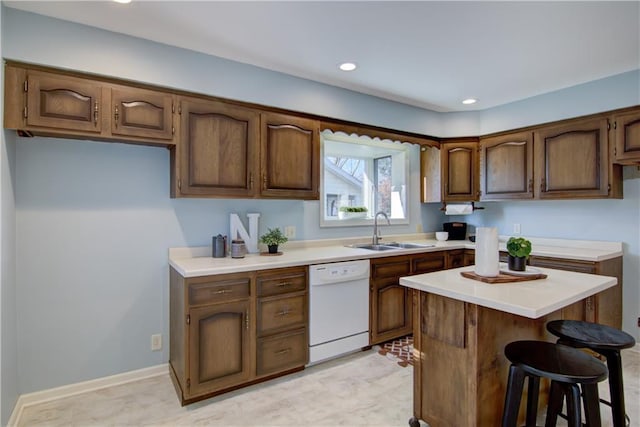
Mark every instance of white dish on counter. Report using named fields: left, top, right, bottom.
left=499, top=262, right=543, bottom=277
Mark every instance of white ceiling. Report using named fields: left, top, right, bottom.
left=4, top=1, right=640, bottom=112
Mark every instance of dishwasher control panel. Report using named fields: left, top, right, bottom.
left=309, top=260, right=370, bottom=285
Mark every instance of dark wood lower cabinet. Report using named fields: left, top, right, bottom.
left=169, top=266, right=308, bottom=405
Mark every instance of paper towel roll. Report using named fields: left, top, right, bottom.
left=474, top=227, right=499, bottom=277
left=445, top=204, right=473, bottom=215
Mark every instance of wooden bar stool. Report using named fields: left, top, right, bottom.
left=547, top=320, right=636, bottom=427
left=502, top=340, right=608, bottom=427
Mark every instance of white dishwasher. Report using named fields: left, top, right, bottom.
left=308, top=259, right=370, bottom=364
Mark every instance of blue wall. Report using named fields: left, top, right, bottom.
left=1, top=6, right=638, bottom=412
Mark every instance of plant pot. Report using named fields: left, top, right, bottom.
left=338, top=211, right=367, bottom=220
left=267, top=244, right=279, bottom=254
left=508, top=255, right=527, bottom=271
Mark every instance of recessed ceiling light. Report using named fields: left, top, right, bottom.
left=113, top=0, right=132, bottom=4
left=339, top=62, right=357, bottom=72
left=462, top=98, right=477, bottom=105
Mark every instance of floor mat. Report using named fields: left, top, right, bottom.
left=378, top=335, right=413, bottom=367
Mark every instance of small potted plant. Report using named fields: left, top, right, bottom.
left=338, top=206, right=368, bottom=220
left=506, top=236, right=532, bottom=271
left=259, top=227, right=288, bottom=254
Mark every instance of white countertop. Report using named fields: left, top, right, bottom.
left=169, top=234, right=623, bottom=278
left=399, top=265, right=617, bottom=319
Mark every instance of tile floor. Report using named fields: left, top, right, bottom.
left=16, top=345, right=639, bottom=427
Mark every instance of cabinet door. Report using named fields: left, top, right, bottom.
left=260, top=112, right=319, bottom=199
left=534, top=118, right=610, bottom=199
left=370, top=256, right=412, bottom=344
left=178, top=97, right=259, bottom=197
left=412, top=251, right=446, bottom=274
left=26, top=70, right=103, bottom=134
left=111, top=86, right=175, bottom=142
left=613, top=109, right=640, bottom=164
left=480, top=132, right=534, bottom=200
left=441, top=140, right=479, bottom=202
left=188, top=300, right=251, bottom=398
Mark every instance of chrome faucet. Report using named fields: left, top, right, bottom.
left=372, top=211, right=390, bottom=245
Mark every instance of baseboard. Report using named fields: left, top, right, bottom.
left=7, top=363, right=168, bottom=427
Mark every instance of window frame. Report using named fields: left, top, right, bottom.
left=319, top=131, right=411, bottom=228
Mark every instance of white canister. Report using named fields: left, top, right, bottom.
left=474, top=227, right=499, bottom=277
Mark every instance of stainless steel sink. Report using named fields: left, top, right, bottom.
left=346, top=243, right=399, bottom=251
left=385, top=242, right=436, bottom=249
left=346, top=242, right=435, bottom=251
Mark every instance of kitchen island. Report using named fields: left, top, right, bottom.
left=399, top=265, right=617, bottom=427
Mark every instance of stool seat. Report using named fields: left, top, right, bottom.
left=547, top=320, right=636, bottom=351
left=547, top=320, right=635, bottom=427
left=505, top=340, right=608, bottom=384
left=502, top=340, right=608, bottom=427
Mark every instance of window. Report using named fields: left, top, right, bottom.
left=320, top=131, right=410, bottom=227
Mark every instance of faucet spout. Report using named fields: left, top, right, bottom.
left=372, top=211, right=390, bottom=245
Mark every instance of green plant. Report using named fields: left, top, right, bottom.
left=259, top=227, right=288, bottom=246
left=339, top=206, right=368, bottom=213
left=506, top=237, right=532, bottom=259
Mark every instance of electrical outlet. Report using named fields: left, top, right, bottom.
left=513, top=223, right=521, bottom=235
left=284, top=226, right=296, bottom=239
left=151, top=334, right=162, bottom=351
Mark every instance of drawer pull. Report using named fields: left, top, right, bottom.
left=274, top=348, right=291, bottom=356
left=212, top=289, right=232, bottom=295
left=277, top=308, right=291, bottom=317
left=276, top=282, right=291, bottom=288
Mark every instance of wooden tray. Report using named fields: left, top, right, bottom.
left=260, top=251, right=283, bottom=256
left=460, top=270, right=547, bottom=283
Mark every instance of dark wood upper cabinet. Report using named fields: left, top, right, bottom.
left=480, top=131, right=534, bottom=200
left=613, top=109, right=640, bottom=164
left=110, top=86, right=175, bottom=141
left=177, top=96, right=259, bottom=198
left=440, top=140, right=479, bottom=202
left=4, top=65, right=177, bottom=146
left=533, top=117, right=611, bottom=199
left=260, top=112, right=320, bottom=200
left=25, top=70, right=104, bottom=134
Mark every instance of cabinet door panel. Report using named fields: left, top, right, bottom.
left=534, top=118, right=609, bottom=198
left=188, top=301, right=250, bottom=397
left=27, top=71, right=102, bottom=133
left=260, top=113, right=319, bottom=199
left=441, top=141, right=478, bottom=202
left=480, top=132, right=533, bottom=200
left=614, top=110, right=640, bottom=164
left=412, top=252, right=446, bottom=274
left=179, top=97, right=259, bottom=197
left=372, top=283, right=412, bottom=343
left=111, top=87, right=174, bottom=141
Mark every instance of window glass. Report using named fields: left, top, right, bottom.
left=320, top=131, right=410, bottom=227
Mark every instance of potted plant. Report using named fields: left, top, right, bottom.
left=338, top=206, right=368, bottom=220
left=259, top=227, right=288, bottom=254
left=506, top=236, right=532, bottom=271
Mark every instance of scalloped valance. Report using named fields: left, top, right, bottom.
left=319, top=120, right=439, bottom=148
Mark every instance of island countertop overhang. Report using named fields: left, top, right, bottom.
left=399, top=266, right=617, bottom=319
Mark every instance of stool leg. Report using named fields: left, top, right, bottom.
left=526, top=376, right=540, bottom=427
left=583, top=384, right=602, bottom=427
left=566, top=384, right=583, bottom=427
left=502, top=365, right=526, bottom=427
left=545, top=380, right=564, bottom=427
left=602, top=349, right=626, bottom=427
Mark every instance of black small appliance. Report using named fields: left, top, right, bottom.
left=443, top=222, right=467, bottom=240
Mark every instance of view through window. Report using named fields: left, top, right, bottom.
left=320, top=131, right=409, bottom=226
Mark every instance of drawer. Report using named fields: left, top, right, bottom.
left=256, top=328, right=307, bottom=376
left=412, top=252, right=446, bottom=273
left=188, top=277, right=250, bottom=306
left=371, top=256, right=411, bottom=279
left=258, top=294, right=306, bottom=335
left=257, top=267, right=307, bottom=297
